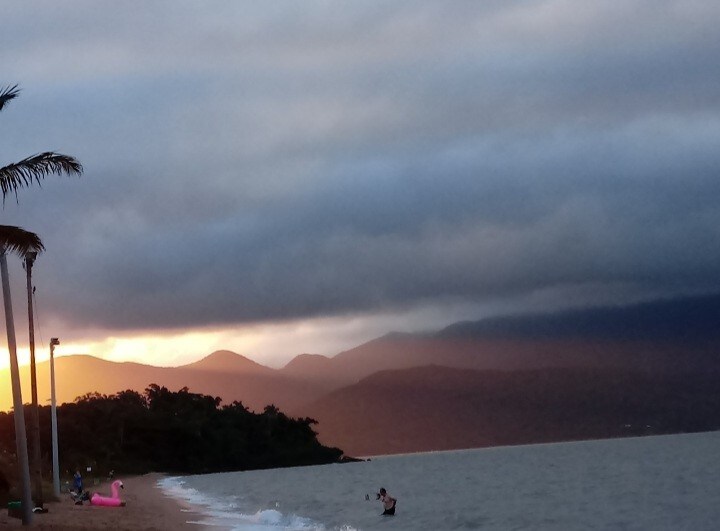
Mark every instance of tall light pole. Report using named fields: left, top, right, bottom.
left=24, top=252, right=43, bottom=509
left=50, top=337, right=60, bottom=499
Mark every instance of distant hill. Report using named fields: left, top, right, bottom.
left=181, top=350, right=273, bottom=373
left=437, top=292, right=720, bottom=343
left=303, top=365, right=720, bottom=456
left=3, top=292, right=719, bottom=457
left=281, top=293, right=720, bottom=392
left=0, top=352, right=330, bottom=414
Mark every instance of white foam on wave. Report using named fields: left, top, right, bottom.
left=157, top=476, right=358, bottom=530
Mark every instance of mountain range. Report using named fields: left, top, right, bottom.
left=2, top=293, right=719, bottom=456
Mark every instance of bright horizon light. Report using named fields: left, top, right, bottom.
left=0, top=302, right=492, bottom=372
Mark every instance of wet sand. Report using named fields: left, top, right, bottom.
left=0, top=473, right=212, bottom=530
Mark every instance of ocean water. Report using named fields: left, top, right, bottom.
left=158, top=431, right=720, bottom=530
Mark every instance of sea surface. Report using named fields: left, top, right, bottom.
left=158, top=431, right=720, bottom=530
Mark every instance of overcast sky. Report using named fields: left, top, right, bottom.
left=2, top=1, right=719, bottom=367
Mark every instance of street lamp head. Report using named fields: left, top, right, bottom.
left=50, top=338, right=60, bottom=346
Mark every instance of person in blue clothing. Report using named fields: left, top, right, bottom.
left=69, top=469, right=89, bottom=504
left=73, top=470, right=83, bottom=495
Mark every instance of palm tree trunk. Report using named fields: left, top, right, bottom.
left=25, top=254, right=44, bottom=508
left=1, top=249, right=33, bottom=525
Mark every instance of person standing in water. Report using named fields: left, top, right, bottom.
left=377, top=487, right=397, bottom=516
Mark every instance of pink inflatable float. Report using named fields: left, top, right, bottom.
left=90, top=480, right=126, bottom=507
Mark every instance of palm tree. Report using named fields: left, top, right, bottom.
left=1, top=85, right=83, bottom=202
left=0, top=226, right=44, bottom=525
left=23, top=251, right=43, bottom=509
left=2, top=84, right=83, bottom=525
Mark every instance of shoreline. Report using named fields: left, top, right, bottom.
left=0, top=473, right=213, bottom=530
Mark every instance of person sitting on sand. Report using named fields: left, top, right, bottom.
left=70, top=489, right=90, bottom=504
left=376, top=487, right=397, bottom=516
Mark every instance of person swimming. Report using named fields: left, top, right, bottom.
left=376, top=487, right=397, bottom=516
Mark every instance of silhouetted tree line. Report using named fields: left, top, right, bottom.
left=0, top=384, right=343, bottom=484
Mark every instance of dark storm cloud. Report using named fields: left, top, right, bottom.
left=2, top=1, right=720, bottom=332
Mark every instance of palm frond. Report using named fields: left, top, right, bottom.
left=0, top=152, right=84, bottom=202
left=0, top=225, right=44, bottom=256
left=0, top=84, right=20, bottom=111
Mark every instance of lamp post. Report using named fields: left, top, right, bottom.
left=24, top=251, right=43, bottom=509
left=50, top=337, right=60, bottom=498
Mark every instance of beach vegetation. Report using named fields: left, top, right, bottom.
left=0, top=384, right=343, bottom=479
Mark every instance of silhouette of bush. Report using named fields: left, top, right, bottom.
left=0, top=384, right=342, bottom=477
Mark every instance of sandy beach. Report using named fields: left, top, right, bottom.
left=0, top=473, right=211, bottom=530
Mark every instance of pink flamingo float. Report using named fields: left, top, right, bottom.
left=90, top=479, right=126, bottom=507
